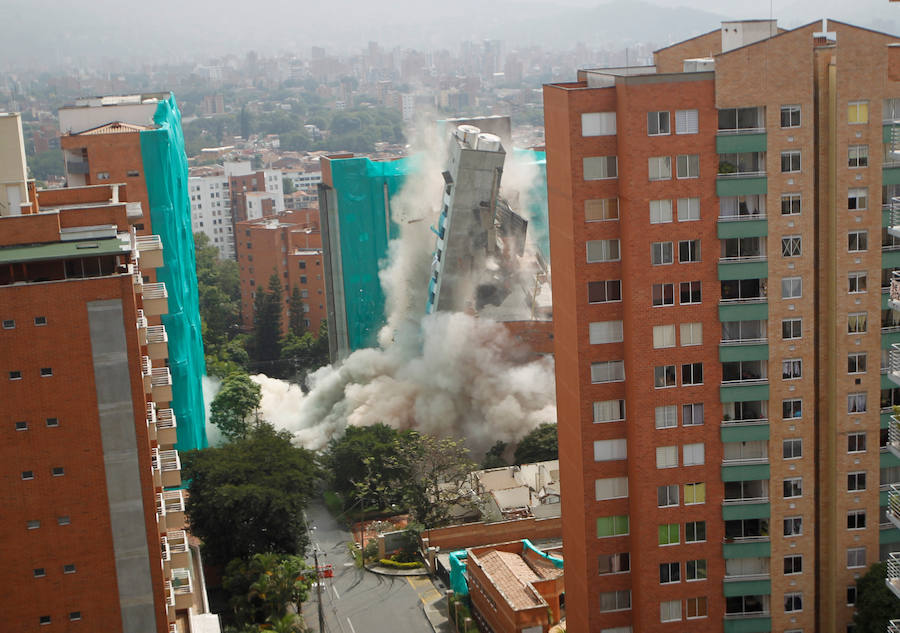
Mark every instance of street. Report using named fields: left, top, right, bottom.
left=302, top=500, right=441, bottom=633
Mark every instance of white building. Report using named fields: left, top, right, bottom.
left=189, top=174, right=234, bottom=259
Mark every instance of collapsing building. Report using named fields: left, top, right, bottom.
left=427, top=124, right=550, bottom=321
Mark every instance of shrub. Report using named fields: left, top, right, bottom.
left=379, top=558, right=423, bottom=569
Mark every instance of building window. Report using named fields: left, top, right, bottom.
left=677, top=197, right=700, bottom=221
left=34, top=316, right=47, bottom=326
left=593, top=399, right=625, bottom=423
left=681, top=363, right=703, bottom=386
left=2, top=319, right=14, bottom=329
left=848, top=272, right=867, bottom=294
left=847, top=313, right=867, bottom=335
left=33, top=568, right=45, bottom=577
left=848, top=101, right=868, bottom=124
left=598, top=552, right=630, bottom=575
left=653, top=283, right=675, bottom=306
left=848, top=352, right=867, bottom=374
left=651, top=241, right=673, bottom=265
left=589, top=321, right=624, bottom=344
left=658, top=484, right=679, bottom=507
left=847, top=585, right=857, bottom=606
left=594, top=439, right=627, bottom=461
left=686, top=596, right=708, bottom=619
left=595, top=477, right=629, bottom=500
left=781, top=150, right=801, bottom=173
left=649, top=199, right=673, bottom=224
left=781, top=236, right=801, bottom=257
left=783, top=438, right=802, bottom=459
left=57, top=516, right=71, bottom=526
left=782, top=358, right=802, bottom=380
left=660, top=562, right=680, bottom=584
left=584, top=156, right=618, bottom=180
left=586, top=198, right=619, bottom=222
left=847, top=509, right=866, bottom=530
left=582, top=112, right=617, bottom=136
left=9, top=371, right=22, bottom=380
left=781, top=105, right=801, bottom=128
left=678, top=239, right=701, bottom=263
left=21, top=470, right=34, bottom=480
left=783, top=478, right=802, bottom=498
left=683, top=443, right=705, bottom=466
left=27, top=520, right=40, bottom=529
left=96, top=172, right=110, bottom=180
left=654, top=365, right=676, bottom=388
left=15, top=421, right=27, bottom=431
left=684, top=482, right=706, bottom=505
left=69, top=612, right=82, bottom=622
left=847, top=547, right=866, bottom=568
left=783, top=399, right=802, bottom=419
left=685, top=520, right=706, bottom=543
left=658, top=523, right=679, bottom=545
left=299, top=275, right=307, bottom=284
left=680, top=281, right=701, bottom=304
left=675, top=109, right=699, bottom=135
left=785, top=592, right=803, bottom=613
left=682, top=403, right=703, bottom=426
left=40, top=368, right=52, bottom=377
left=46, top=418, right=59, bottom=427
left=676, top=154, right=700, bottom=178
left=847, top=471, right=866, bottom=491
left=39, top=616, right=51, bottom=626
left=597, top=515, right=630, bottom=538
left=656, top=445, right=678, bottom=469
left=587, top=239, right=620, bottom=263
left=848, top=230, right=868, bottom=251
left=784, top=555, right=803, bottom=574
left=648, top=156, right=672, bottom=181
left=127, top=170, right=140, bottom=177
left=51, top=467, right=64, bottom=477
left=781, top=193, right=801, bottom=215
left=660, top=599, right=682, bottom=622
left=588, top=280, right=621, bottom=303
left=63, top=564, right=76, bottom=574
left=686, top=559, right=707, bottom=581
left=781, top=277, right=802, bottom=299
left=848, top=144, right=868, bottom=168
left=848, top=188, right=868, bottom=210
left=652, top=325, right=676, bottom=349
left=784, top=516, right=803, bottom=536
left=591, top=361, right=625, bottom=384
left=655, top=405, right=677, bottom=429
left=847, top=432, right=867, bottom=452
left=599, top=590, right=631, bottom=612
left=648, top=111, right=670, bottom=135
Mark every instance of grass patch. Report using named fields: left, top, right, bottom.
left=323, top=490, right=343, bottom=517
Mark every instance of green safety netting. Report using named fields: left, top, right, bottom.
left=328, top=155, right=418, bottom=351
left=448, top=550, right=469, bottom=597
left=140, top=94, right=207, bottom=451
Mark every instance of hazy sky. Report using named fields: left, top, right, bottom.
left=0, top=0, right=896, bottom=70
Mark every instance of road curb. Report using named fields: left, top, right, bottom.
left=364, top=563, right=430, bottom=577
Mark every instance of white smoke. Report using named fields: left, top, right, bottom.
left=201, top=375, right=225, bottom=447
left=252, top=312, right=556, bottom=453
left=243, top=113, right=556, bottom=455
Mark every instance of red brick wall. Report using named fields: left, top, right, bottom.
left=421, top=516, right=561, bottom=551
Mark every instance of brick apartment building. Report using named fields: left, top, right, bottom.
left=0, top=113, right=207, bottom=633
left=236, top=208, right=327, bottom=335
left=544, top=19, right=900, bottom=633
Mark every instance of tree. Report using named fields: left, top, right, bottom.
left=253, top=273, right=284, bottom=363
left=514, top=423, right=558, bottom=464
left=181, top=423, right=320, bottom=565
left=282, top=177, right=295, bottom=195
left=325, top=423, right=410, bottom=508
left=287, top=286, right=305, bottom=336
left=481, top=441, right=508, bottom=469
left=28, top=149, right=64, bottom=183
left=210, top=372, right=262, bottom=440
left=852, top=561, right=897, bottom=633
left=222, top=553, right=312, bottom=629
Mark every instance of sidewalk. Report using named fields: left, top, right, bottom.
left=423, top=594, right=452, bottom=633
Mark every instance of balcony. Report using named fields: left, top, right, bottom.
left=722, top=615, right=772, bottom=633
left=133, top=268, right=144, bottom=292
left=716, top=152, right=767, bottom=197
left=171, top=567, right=194, bottom=610
left=137, top=310, right=148, bottom=346
left=159, top=449, right=181, bottom=488
left=161, top=533, right=171, bottom=572
left=891, top=272, right=900, bottom=312
left=164, top=580, right=176, bottom=621
left=151, top=367, right=173, bottom=403
left=147, top=402, right=157, bottom=443
left=721, top=419, right=770, bottom=444
left=890, top=416, right=900, bottom=459
left=166, top=530, right=191, bottom=569
left=889, top=344, right=900, bottom=388
left=157, top=408, right=178, bottom=447
left=716, top=132, right=767, bottom=154
left=151, top=448, right=162, bottom=489
left=161, top=490, right=186, bottom=530
left=135, top=234, right=164, bottom=269
left=147, top=325, right=169, bottom=360
left=888, top=552, right=900, bottom=600
left=65, top=160, right=89, bottom=175
left=141, top=356, right=153, bottom=395
left=142, top=282, right=169, bottom=317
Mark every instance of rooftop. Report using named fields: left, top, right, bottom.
left=73, top=121, right=154, bottom=136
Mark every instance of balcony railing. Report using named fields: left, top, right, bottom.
left=889, top=619, right=900, bottom=633
left=719, top=295, right=767, bottom=304
left=171, top=567, right=194, bottom=609
left=717, top=169, right=766, bottom=179
left=133, top=268, right=144, bottom=291
left=157, top=408, right=178, bottom=447
left=722, top=455, right=769, bottom=466
left=147, top=401, right=157, bottom=443
left=719, top=212, right=767, bottom=222
left=137, top=309, right=148, bottom=346
left=142, top=282, right=168, bottom=317
left=151, top=367, right=173, bottom=403
left=162, top=490, right=186, bottom=530
left=724, top=611, right=771, bottom=620
left=887, top=553, right=900, bottom=600
left=151, top=448, right=162, bottom=489
left=724, top=571, right=770, bottom=581
left=161, top=535, right=171, bottom=564
left=889, top=344, right=900, bottom=388
left=141, top=356, right=153, bottom=394
left=723, top=495, right=769, bottom=505
left=721, top=337, right=767, bottom=345
left=719, top=255, right=767, bottom=263
left=159, top=449, right=181, bottom=488
left=723, top=535, right=770, bottom=544
left=721, top=417, right=768, bottom=427
left=721, top=377, right=768, bottom=386
left=164, top=580, right=176, bottom=620
left=890, top=272, right=900, bottom=310
left=166, top=530, right=191, bottom=568
left=147, top=325, right=169, bottom=360
left=889, top=416, right=900, bottom=459
left=135, top=234, right=164, bottom=269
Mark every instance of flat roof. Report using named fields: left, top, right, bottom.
left=0, top=235, right=131, bottom=265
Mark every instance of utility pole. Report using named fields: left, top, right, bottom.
left=314, top=547, right=326, bottom=633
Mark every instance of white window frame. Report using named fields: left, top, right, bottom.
left=780, top=105, right=801, bottom=128
left=683, top=443, right=705, bottom=466
left=582, top=112, right=617, bottom=136
left=590, top=321, right=624, bottom=344
left=651, top=241, right=674, bottom=266
left=648, top=111, right=670, bottom=136
left=680, top=322, right=702, bottom=346
left=677, top=197, right=700, bottom=222
left=781, top=277, right=802, bottom=299
left=676, top=154, right=700, bottom=179
left=781, top=193, right=801, bottom=215
left=655, top=405, right=678, bottom=429
left=648, top=156, right=672, bottom=181
left=848, top=188, right=868, bottom=211
left=586, top=198, right=619, bottom=222
left=649, top=199, right=673, bottom=224
left=848, top=144, right=868, bottom=168
left=652, top=283, right=675, bottom=307
left=848, top=271, right=867, bottom=294
left=781, top=150, right=801, bottom=173
left=596, top=476, right=629, bottom=500
left=594, top=399, right=626, bottom=424
left=653, top=324, right=676, bottom=349
left=586, top=239, right=621, bottom=263
left=675, top=109, right=699, bottom=135
left=591, top=360, right=625, bottom=384
left=584, top=156, right=618, bottom=180
left=656, top=445, right=678, bottom=469
left=594, top=439, right=628, bottom=462
left=781, top=235, right=801, bottom=258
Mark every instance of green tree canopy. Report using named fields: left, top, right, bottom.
left=514, top=423, right=558, bottom=464
left=852, top=561, right=897, bottom=633
left=222, top=553, right=312, bottom=629
left=253, top=273, right=284, bottom=364
left=481, top=441, right=508, bottom=469
left=210, top=372, right=262, bottom=441
left=182, top=423, right=320, bottom=565
left=325, top=423, right=411, bottom=508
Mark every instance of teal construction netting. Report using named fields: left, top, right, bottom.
left=328, top=155, right=417, bottom=351
left=449, top=550, right=469, bottom=597
left=140, top=94, right=207, bottom=451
